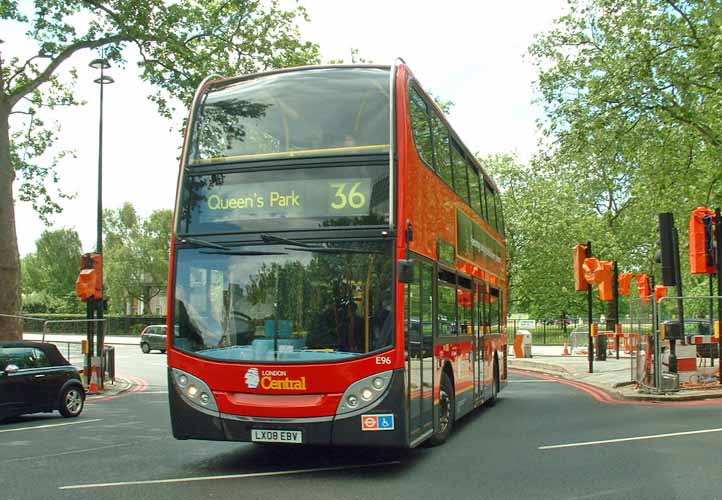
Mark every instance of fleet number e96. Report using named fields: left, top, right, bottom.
left=375, top=356, right=392, bottom=365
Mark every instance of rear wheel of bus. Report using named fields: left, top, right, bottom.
left=427, top=372, right=455, bottom=446
left=487, top=358, right=499, bottom=407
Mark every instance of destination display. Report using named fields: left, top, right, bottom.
left=200, top=178, right=372, bottom=222
left=179, top=164, right=390, bottom=233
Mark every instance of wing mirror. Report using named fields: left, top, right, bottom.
left=3, top=364, right=19, bottom=374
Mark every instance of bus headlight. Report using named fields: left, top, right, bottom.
left=336, top=370, right=393, bottom=415
left=172, top=368, right=218, bottom=412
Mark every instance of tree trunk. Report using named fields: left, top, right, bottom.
left=0, top=101, right=23, bottom=340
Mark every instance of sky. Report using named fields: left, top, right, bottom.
left=9, top=0, right=568, bottom=256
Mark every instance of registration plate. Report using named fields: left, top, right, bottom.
left=251, top=429, right=303, bottom=444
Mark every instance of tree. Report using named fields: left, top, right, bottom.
left=21, top=228, right=83, bottom=313
left=482, top=154, right=587, bottom=317
left=529, top=0, right=722, bottom=222
left=522, top=0, right=722, bottom=318
left=0, top=1, right=320, bottom=339
left=103, top=203, right=172, bottom=315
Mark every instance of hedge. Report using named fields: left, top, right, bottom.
left=21, top=314, right=167, bottom=336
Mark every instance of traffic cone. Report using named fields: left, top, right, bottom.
left=89, top=368, right=100, bottom=394
left=88, top=357, right=101, bottom=394
left=562, top=340, right=570, bottom=356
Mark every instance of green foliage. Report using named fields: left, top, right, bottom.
left=22, top=290, right=68, bottom=314
left=482, top=154, right=586, bottom=317
left=2, top=0, right=320, bottom=201
left=103, top=202, right=172, bottom=315
left=515, top=0, right=722, bottom=318
left=0, top=0, right=321, bottom=331
left=21, top=228, right=83, bottom=313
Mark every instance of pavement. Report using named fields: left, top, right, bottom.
left=86, top=376, right=133, bottom=400
left=509, top=344, right=722, bottom=402
left=24, top=333, right=722, bottom=402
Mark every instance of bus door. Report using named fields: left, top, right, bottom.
left=474, top=282, right=487, bottom=401
left=405, top=257, right=434, bottom=443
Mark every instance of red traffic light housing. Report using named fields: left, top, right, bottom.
left=573, top=244, right=589, bottom=292
left=582, top=257, right=614, bottom=301
left=75, top=253, right=103, bottom=301
left=689, top=206, right=717, bottom=274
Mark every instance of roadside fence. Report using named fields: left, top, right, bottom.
left=507, top=318, right=609, bottom=345
left=1, top=314, right=117, bottom=386
left=22, top=314, right=166, bottom=336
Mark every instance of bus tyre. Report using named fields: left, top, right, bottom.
left=428, top=372, right=455, bottom=446
left=141, top=343, right=151, bottom=354
left=487, top=359, right=499, bottom=407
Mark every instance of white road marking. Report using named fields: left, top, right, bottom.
left=539, top=427, right=722, bottom=450
left=0, top=419, right=102, bottom=434
left=2, top=442, right=136, bottom=463
left=59, top=461, right=402, bottom=490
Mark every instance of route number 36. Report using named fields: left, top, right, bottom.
left=330, top=182, right=366, bottom=210
left=375, top=356, right=392, bottom=365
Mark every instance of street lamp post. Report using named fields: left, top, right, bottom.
left=89, top=54, right=114, bottom=387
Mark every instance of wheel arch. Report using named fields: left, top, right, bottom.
left=57, top=379, right=85, bottom=408
left=442, top=360, right=455, bottom=390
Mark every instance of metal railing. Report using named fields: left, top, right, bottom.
left=0, top=314, right=118, bottom=387
left=507, top=319, right=598, bottom=345
left=41, top=318, right=106, bottom=342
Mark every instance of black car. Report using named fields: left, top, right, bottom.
left=0, top=341, right=86, bottom=421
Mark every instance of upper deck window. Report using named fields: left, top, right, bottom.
left=190, top=68, right=390, bottom=165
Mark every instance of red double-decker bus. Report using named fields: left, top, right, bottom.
left=167, top=62, right=508, bottom=448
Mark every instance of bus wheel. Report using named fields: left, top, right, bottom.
left=487, top=359, right=499, bottom=407
left=428, top=372, right=455, bottom=446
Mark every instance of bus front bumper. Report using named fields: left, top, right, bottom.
left=168, top=369, right=408, bottom=447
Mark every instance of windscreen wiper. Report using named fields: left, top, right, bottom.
left=200, top=250, right=288, bottom=256
left=283, top=247, right=381, bottom=255
left=260, top=234, right=312, bottom=247
left=260, top=233, right=381, bottom=254
left=177, top=236, right=230, bottom=251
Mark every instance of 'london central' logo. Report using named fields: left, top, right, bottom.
left=244, top=368, right=308, bottom=391
left=244, top=368, right=260, bottom=389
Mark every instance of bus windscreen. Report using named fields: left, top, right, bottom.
left=189, top=68, right=390, bottom=165
left=172, top=241, right=393, bottom=363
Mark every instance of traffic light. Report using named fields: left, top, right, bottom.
left=75, top=253, right=103, bottom=301
left=658, top=212, right=678, bottom=286
left=582, top=257, right=614, bottom=301
left=636, top=274, right=652, bottom=300
left=689, top=207, right=717, bottom=274
left=573, top=244, right=589, bottom=292
left=618, top=273, right=633, bottom=296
